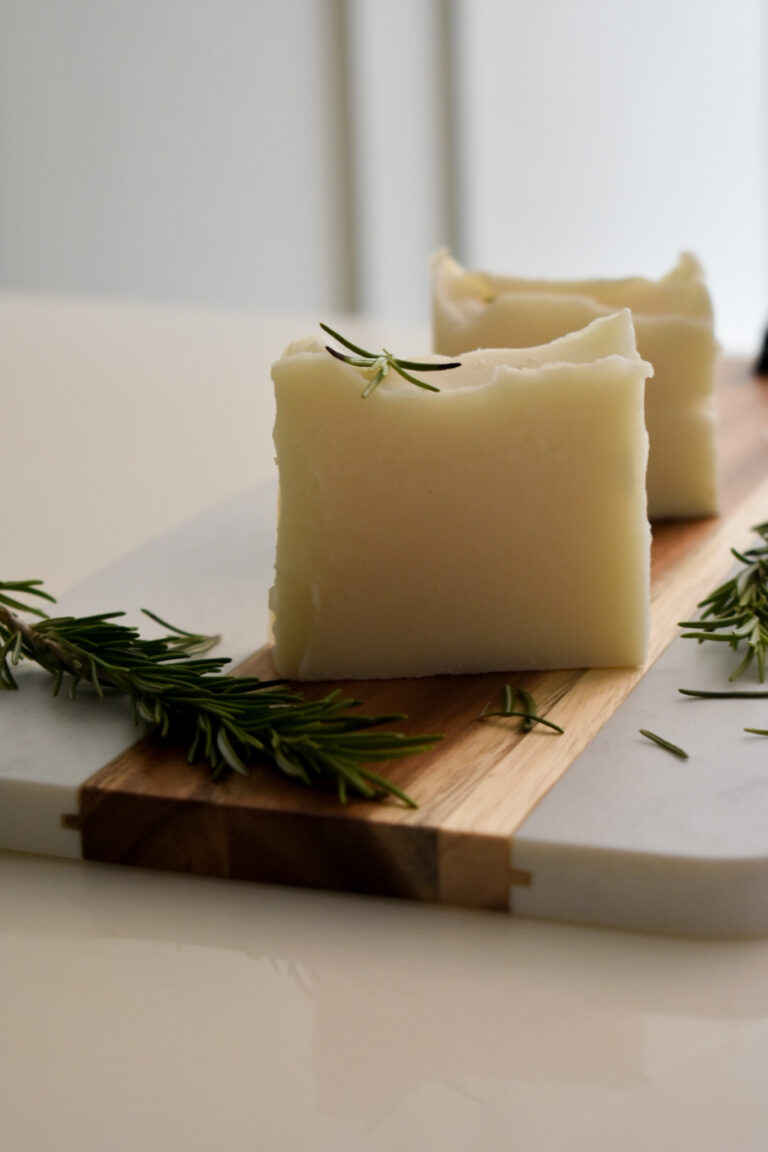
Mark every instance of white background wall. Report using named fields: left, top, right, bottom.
left=0, top=0, right=354, bottom=312
left=1, top=0, right=766, bottom=351
left=453, top=0, right=768, bottom=352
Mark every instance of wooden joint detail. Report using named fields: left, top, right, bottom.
left=437, top=829, right=511, bottom=910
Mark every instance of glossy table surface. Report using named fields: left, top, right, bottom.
left=3, top=292, right=768, bottom=1152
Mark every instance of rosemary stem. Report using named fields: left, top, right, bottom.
left=0, top=604, right=85, bottom=680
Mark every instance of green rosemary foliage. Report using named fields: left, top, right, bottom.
left=678, top=521, right=768, bottom=682
left=321, top=322, right=461, bottom=398
left=480, top=682, right=564, bottom=734
left=0, top=580, right=442, bottom=806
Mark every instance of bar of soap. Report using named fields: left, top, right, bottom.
left=432, top=249, right=718, bottom=520
left=269, top=312, right=652, bottom=681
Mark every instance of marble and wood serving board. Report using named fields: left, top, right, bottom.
left=3, top=359, right=768, bottom=935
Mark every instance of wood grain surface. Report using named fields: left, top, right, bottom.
left=76, top=360, right=768, bottom=910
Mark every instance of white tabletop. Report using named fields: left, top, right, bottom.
left=3, top=292, right=768, bottom=1152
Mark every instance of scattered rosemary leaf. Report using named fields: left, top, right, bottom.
left=678, top=688, right=768, bottom=699
left=516, top=687, right=539, bottom=733
left=639, top=728, right=689, bottom=759
left=480, top=683, right=564, bottom=734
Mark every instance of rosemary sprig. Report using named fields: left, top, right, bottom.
left=678, top=521, right=768, bottom=681
left=0, top=580, right=442, bottom=807
left=321, top=322, right=461, bottom=398
left=639, top=728, right=689, bottom=759
left=480, top=683, right=564, bottom=734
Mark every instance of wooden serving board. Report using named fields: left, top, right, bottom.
left=60, top=359, right=768, bottom=915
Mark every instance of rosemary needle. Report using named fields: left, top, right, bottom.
left=320, top=322, right=461, bottom=398
left=0, top=580, right=442, bottom=806
left=678, top=688, right=768, bottom=699
left=639, top=728, right=689, bottom=759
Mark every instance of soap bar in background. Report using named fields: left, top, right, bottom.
left=270, top=312, right=652, bottom=680
left=432, top=250, right=718, bottom=521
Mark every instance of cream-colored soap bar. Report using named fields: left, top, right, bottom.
left=269, top=312, right=652, bottom=681
left=432, top=249, right=718, bottom=520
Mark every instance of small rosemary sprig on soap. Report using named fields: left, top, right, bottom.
left=678, top=521, right=768, bottom=682
left=0, top=580, right=441, bottom=806
left=321, top=322, right=461, bottom=398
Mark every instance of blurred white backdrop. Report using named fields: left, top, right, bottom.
left=1, top=0, right=765, bottom=350
left=454, top=0, right=768, bottom=353
left=0, top=0, right=355, bottom=312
